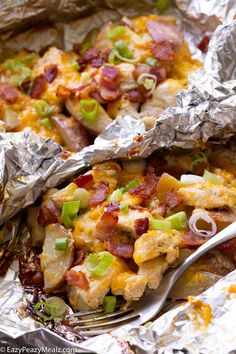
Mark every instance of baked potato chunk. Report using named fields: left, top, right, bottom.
left=40, top=223, right=74, bottom=292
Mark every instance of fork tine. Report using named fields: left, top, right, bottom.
left=65, top=308, right=104, bottom=319
left=80, top=329, right=110, bottom=336
left=74, top=312, right=139, bottom=330
left=70, top=309, right=133, bottom=325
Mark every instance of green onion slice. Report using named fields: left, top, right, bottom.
left=40, top=118, right=52, bottom=130
left=166, top=211, right=188, bottom=230
left=114, top=40, right=133, bottom=59
left=145, top=57, right=158, bottom=66
left=103, top=296, right=117, bottom=314
left=108, top=189, right=123, bottom=202
left=71, top=60, right=80, bottom=70
left=73, top=188, right=90, bottom=208
left=88, top=252, right=114, bottom=276
left=61, top=201, right=80, bottom=228
left=150, top=219, right=171, bottom=231
left=155, top=0, right=170, bottom=13
left=143, top=78, right=155, bottom=90
left=44, top=297, right=67, bottom=318
left=122, top=179, right=140, bottom=193
left=20, top=53, right=36, bottom=64
left=119, top=203, right=129, bottom=213
left=107, top=26, right=126, bottom=39
left=80, top=42, right=92, bottom=55
left=12, top=67, right=32, bottom=87
left=203, top=170, right=224, bottom=185
left=55, top=237, right=68, bottom=250
left=80, top=99, right=99, bottom=121
left=34, top=100, right=56, bottom=118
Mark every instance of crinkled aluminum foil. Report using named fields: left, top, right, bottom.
left=0, top=0, right=236, bottom=352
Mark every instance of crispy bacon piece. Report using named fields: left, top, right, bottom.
left=165, top=189, right=183, bottom=209
left=37, top=199, right=60, bottom=226
left=150, top=41, right=175, bottom=62
left=44, top=64, right=58, bottom=83
left=91, top=57, right=103, bottom=68
left=99, top=77, right=121, bottom=101
left=21, top=78, right=32, bottom=95
left=158, top=202, right=168, bottom=217
left=106, top=238, right=134, bottom=259
left=218, top=239, right=236, bottom=261
left=0, top=83, right=19, bottom=103
left=134, top=217, right=149, bottom=237
left=147, top=20, right=183, bottom=50
left=150, top=66, right=166, bottom=83
left=89, top=181, right=109, bottom=206
left=31, top=74, right=47, bottom=98
left=74, top=174, right=94, bottom=188
left=19, top=254, right=44, bottom=287
left=90, top=90, right=108, bottom=104
left=197, top=35, right=210, bottom=53
left=129, top=171, right=159, bottom=199
left=83, top=48, right=100, bottom=61
left=56, top=85, right=73, bottom=98
left=66, top=270, right=89, bottom=290
left=147, top=155, right=184, bottom=179
left=73, top=250, right=84, bottom=266
left=104, top=202, right=120, bottom=213
left=181, top=231, right=207, bottom=247
left=124, top=89, right=146, bottom=103
left=94, top=212, right=118, bottom=241
left=73, top=43, right=82, bottom=54
left=102, top=65, right=120, bottom=80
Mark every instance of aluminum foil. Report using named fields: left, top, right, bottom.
left=0, top=0, right=236, bottom=352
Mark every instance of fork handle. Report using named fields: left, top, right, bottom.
left=170, top=221, right=236, bottom=287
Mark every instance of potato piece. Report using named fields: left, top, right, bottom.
left=157, top=172, right=183, bottom=201
left=66, top=98, right=112, bottom=136
left=27, top=206, right=45, bottom=246
left=40, top=223, right=74, bottom=292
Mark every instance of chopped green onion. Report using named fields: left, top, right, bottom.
left=34, top=100, right=56, bottom=118
left=80, top=99, right=99, bottom=121
left=121, top=179, right=140, bottom=193
left=81, top=72, right=90, bottom=83
left=143, top=78, right=155, bottom=90
left=12, top=67, right=32, bottom=86
left=119, top=203, right=129, bottom=213
left=114, top=40, right=133, bottom=59
left=40, top=118, right=52, bottom=130
left=155, top=0, right=170, bottom=13
left=103, top=296, right=117, bottom=314
left=203, top=170, right=224, bottom=184
left=33, top=301, right=44, bottom=311
left=61, top=201, right=80, bottom=228
left=55, top=237, right=68, bottom=250
left=150, top=219, right=171, bottom=231
left=4, top=59, right=23, bottom=72
left=20, top=52, right=36, bottom=64
left=108, top=50, right=116, bottom=64
left=166, top=211, right=187, bottom=231
left=44, top=297, right=67, bottom=318
left=108, top=189, right=123, bottom=202
left=107, top=26, right=126, bottom=39
left=145, top=57, right=158, bottom=67
left=71, top=60, right=80, bottom=70
left=144, top=321, right=153, bottom=328
left=88, top=252, right=114, bottom=275
left=80, top=42, right=92, bottom=55
left=73, top=188, right=90, bottom=208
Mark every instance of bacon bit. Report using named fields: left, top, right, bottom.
left=181, top=231, right=207, bottom=247
left=74, top=174, right=94, bottom=188
left=134, top=217, right=149, bottom=237
left=150, top=41, right=175, bottom=62
left=19, top=254, right=44, bottom=287
left=89, top=181, right=109, bottom=206
left=60, top=151, right=71, bottom=159
left=150, top=66, right=166, bottom=83
left=21, top=78, right=32, bottom=95
left=0, top=83, right=19, bottom=103
left=94, top=212, right=118, bottom=241
left=77, top=57, right=87, bottom=72
left=31, top=74, right=47, bottom=98
left=133, top=134, right=143, bottom=142
left=124, top=89, right=146, bottom=103
left=106, top=238, right=134, bottom=259
left=129, top=204, right=149, bottom=212
left=66, top=270, right=89, bottom=290
left=100, top=77, right=121, bottom=101
left=197, top=35, right=210, bottom=53
left=73, top=43, right=82, bottom=54
left=37, top=200, right=60, bottom=226
left=83, top=48, right=100, bottom=61
left=56, top=85, right=73, bottom=98
left=147, top=20, right=183, bottom=50
left=91, top=57, right=103, bottom=67
left=165, top=189, right=183, bottom=209
left=102, top=65, right=120, bottom=80
left=104, top=202, right=120, bottom=213
left=127, top=147, right=141, bottom=158
left=73, top=250, right=84, bottom=266
left=218, top=239, right=236, bottom=260
left=129, top=171, right=159, bottom=199
left=90, top=90, right=108, bottom=104
left=147, top=155, right=184, bottom=179
left=44, top=64, right=58, bottom=83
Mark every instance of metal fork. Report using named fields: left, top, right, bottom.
left=66, top=222, right=236, bottom=336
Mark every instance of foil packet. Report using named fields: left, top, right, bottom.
left=0, top=0, right=236, bottom=352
